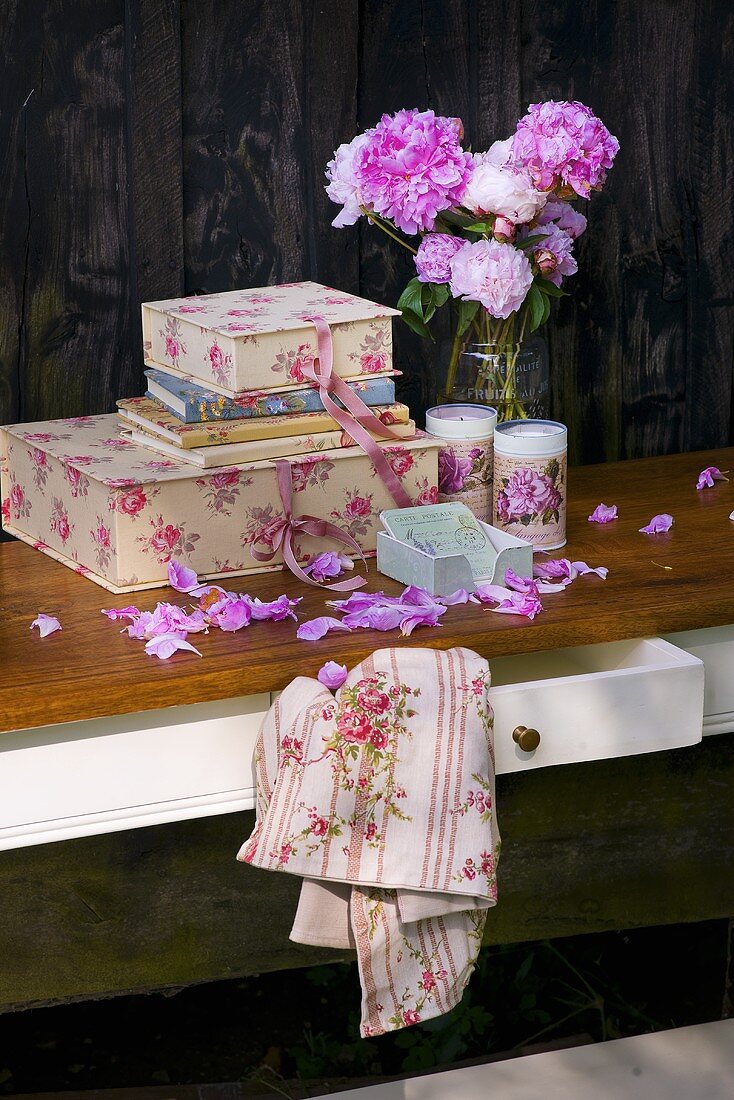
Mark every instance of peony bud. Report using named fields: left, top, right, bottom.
left=493, top=215, right=516, bottom=243
left=534, top=248, right=557, bottom=277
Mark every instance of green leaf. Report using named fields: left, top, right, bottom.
left=397, top=277, right=425, bottom=319
left=432, top=283, right=450, bottom=307
left=536, top=278, right=566, bottom=298
left=517, top=232, right=549, bottom=251
left=455, top=299, right=480, bottom=337
left=400, top=307, right=433, bottom=341
left=540, top=292, right=551, bottom=326
left=463, top=220, right=494, bottom=234
left=525, top=283, right=545, bottom=332
left=436, top=209, right=476, bottom=229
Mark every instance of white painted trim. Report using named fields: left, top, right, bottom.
left=703, top=711, right=734, bottom=737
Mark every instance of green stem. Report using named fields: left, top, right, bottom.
left=444, top=323, right=465, bottom=401
left=360, top=206, right=418, bottom=254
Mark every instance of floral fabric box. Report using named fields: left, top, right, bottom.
left=142, top=281, right=401, bottom=395
left=1, top=414, right=440, bottom=593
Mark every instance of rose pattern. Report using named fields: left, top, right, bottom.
left=206, top=341, right=233, bottom=387
left=8, top=478, right=31, bottom=520
left=160, top=316, right=187, bottom=367
left=30, top=448, right=50, bottom=492
left=196, top=468, right=250, bottom=516
left=63, top=462, right=89, bottom=499
left=414, top=478, right=438, bottom=505
left=274, top=673, right=417, bottom=863
left=383, top=449, right=415, bottom=478
left=291, top=455, right=335, bottom=492
left=90, top=515, right=113, bottom=569
left=271, top=343, right=316, bottom=383
left=496, top=459, right=562, bottom=527
left=50, top=497, right=73, bottom=545
left=137, top=513, right=200, bottom=564
left=348, top=322, right=392, bottom=374
left=438, top=447, right=473, bottom=493
left=110, top=486, right=150, bottom=518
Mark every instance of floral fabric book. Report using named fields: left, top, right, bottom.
left=145, top=367, right=397, bottom=424
left=142, top=281, right=400, bottom=394
left=1, top=413, right=440, bottom=592
left=121, top=419, right=418, bottom=469
left=117, top=396, right=411, bottom=449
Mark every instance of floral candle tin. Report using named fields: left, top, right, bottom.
left=142, top=282, right=400, bottom=396
left=492, top=419, right=567, bottom=550
left=425, top=404, right=496, bottom=522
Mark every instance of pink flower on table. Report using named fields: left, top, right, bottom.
left=588, top=502, right=618, bottom=523
left=115, top=487, right=148, bottom=516
left=402, top=1009, right=421, bottom=1027
left=344, top=494, right=372, bottom=519
left=325, top=131, right=371, bottom=228
left=206, top=595, right=252, bottom=632
left=415, top=233, right=467, bottom=284
left=144, top=633, right=203, bottom=660
left=537, top=200, right=587, bottom=239
left=354, top=109, right=473, bottom=235
left=317, top=660, right=348, bottom=690
left=696, top=466, right=729, bottom=490
left=639, top=513, right=674, bottom=535
left=30, top=613, right=61, bottom=638
left=438, top=448, right=472, bottom=493
left=511, top=100, right=620, bottom=197
left=303, top=551, right=353, bottom=583
left=449, top=238, right=533, bottom=319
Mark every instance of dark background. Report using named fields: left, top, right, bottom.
left=1, top=0, right=733, bottom=464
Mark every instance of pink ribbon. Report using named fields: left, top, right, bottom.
left=301, top=315, right=414, bottom=509
left=250, top=460, right=367, bottom=591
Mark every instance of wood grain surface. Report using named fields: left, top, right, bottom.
left=1, top=446, right=733, bottom=735
left=1, top=2, right=733, bottom=461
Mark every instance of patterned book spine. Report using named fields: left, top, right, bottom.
left=145, top=369, right=396, bottom=423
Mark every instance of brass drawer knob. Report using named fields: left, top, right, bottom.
left=512, top=725, right=541, bottom=752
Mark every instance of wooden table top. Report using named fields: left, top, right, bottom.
left=2, top=446, right=733, bottom=734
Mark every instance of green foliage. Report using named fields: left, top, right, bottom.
left=397, top=277, right=450, bottom=340
left=517, top=232, right=549, bottom=251
left=455, top=298, right=480, bottom=337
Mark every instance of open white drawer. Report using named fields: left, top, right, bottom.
left=664, top=625, right=734, bottom=736
left=490, top=637, right=704, bottom=774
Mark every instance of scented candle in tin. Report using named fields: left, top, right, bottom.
left=425, top=404, right=497, bottom=522
left=492, top=419, right=567, bottom=549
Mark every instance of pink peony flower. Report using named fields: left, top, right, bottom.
left=325, top=131, right=371, bottom=227
left=116, top=487, right=147, bottom=516
left=696, top=466, right=729, bottom=490
left=317, top=661, right=349, bottom=690
left=344, top=494, right=372, bottom=519
left=414, top=233, right=467, bottom=284
left=528, top=223, right=576, bottom=287
left=462, top=152, right=547, bottom=224
left=588, top=502, right=618, bottom=523
left=438, top=448, right=473, bottom=494
left=449, top=239, right=533, bottom=318
left=354, top=109, right=473, bottom=235
left=537, top=200, right=587, bottom=239
left=498, top=468, right=561, bottom=520
left=511, top=100, right=619, bottom=197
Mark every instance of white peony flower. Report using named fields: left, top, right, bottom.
left=325, top=132, right=370, bottom=228
left=462, top=151, right=547, bottom=225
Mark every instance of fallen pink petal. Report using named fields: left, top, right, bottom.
left=639, top=513, right=674, bottom=535
left=144, top=633, right=203, bottom=660
left=317, top=660, right=349, bottom=690
left=30, top=613, right=61, bottom=638
left=167, top=559, right=200, bottom=593
left=696, top=466, right=729, bottom=490
left=101, top=605, right=141, bottom=621
left=297, top=616, right=353, bottom=641
left=205, top=595, right=253, bottom=632
left=472, top=582, right=542, bottom=619
left=588, top=503, right=618, bottom=523
left=570, top=560, right=609, bottom=580
left=303, top=551, right=354, bottom=583
left=242, top=594, right=301, bottom=621
left=440, top=588, right=472, bottom=605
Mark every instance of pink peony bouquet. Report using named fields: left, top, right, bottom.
left=326, top=101, right=618, bottom=417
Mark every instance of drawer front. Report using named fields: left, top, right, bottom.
left=0, top=695, right=268, bottom=849
left=664, top=625, right=734, bottom=735
left=490, top=637, right=704, bottom=774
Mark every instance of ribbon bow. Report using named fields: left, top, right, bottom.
left=301, top=315, right=414, bottom=509
left=250, top=460, right=367, bottom=591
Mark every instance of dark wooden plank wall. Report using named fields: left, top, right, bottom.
left=0, top=0, right=732, bottom=464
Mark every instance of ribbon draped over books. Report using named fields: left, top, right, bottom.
left=258, top=314, right=415, bottom=589
left=238, top=646, right=500, bottom=1037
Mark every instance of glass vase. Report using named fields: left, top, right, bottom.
left=444, top=334, right=550, bottom=422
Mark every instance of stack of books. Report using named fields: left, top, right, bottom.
left=117, top=282, right=415, bottom=470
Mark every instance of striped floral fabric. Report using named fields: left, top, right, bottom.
left=238, top=646, right=500, bottom=1036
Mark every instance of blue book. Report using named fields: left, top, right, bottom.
left=145, top=368, right=397, bottom=424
